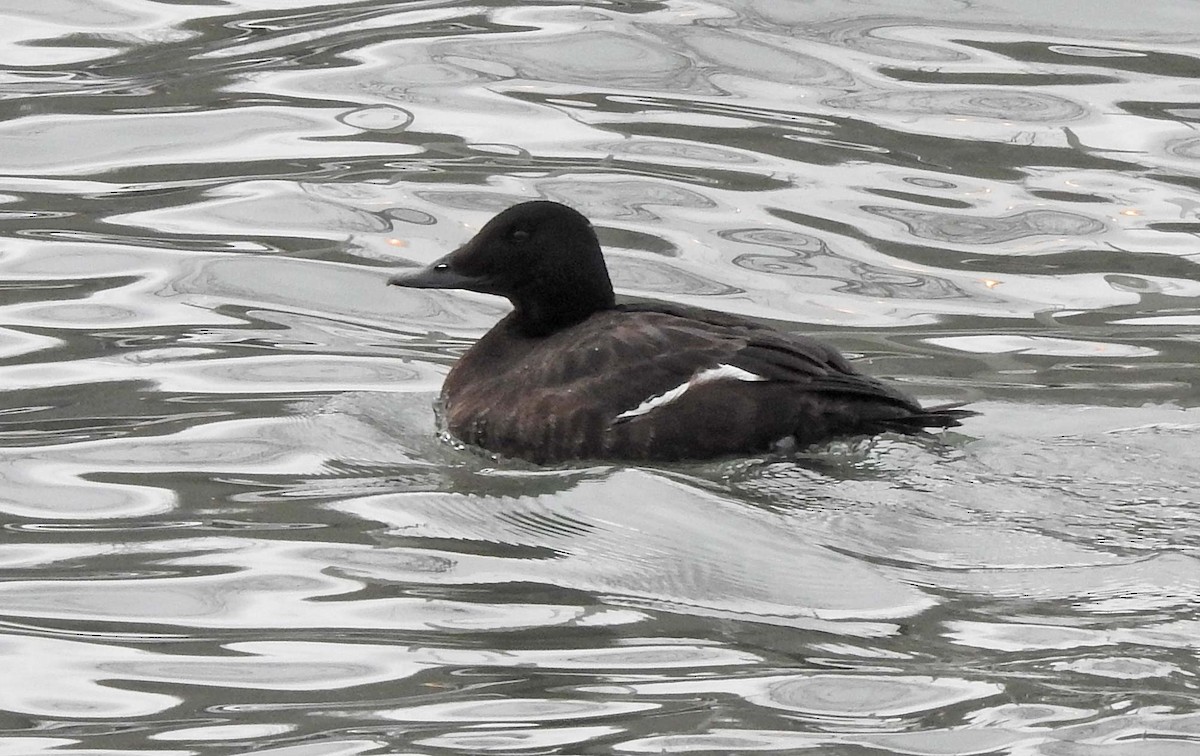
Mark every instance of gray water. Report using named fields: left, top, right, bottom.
left=1, top=1, right=1199, bottom=754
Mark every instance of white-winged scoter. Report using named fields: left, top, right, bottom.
left=389, top=200, right=974, bottom=463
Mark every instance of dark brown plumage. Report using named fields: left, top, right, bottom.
left=389, top=201, right=974, bottom=463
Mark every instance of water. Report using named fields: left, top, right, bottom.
left=1, top=0, right=1198, bottom=753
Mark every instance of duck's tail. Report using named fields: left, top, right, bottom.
left=879, top=402, right=978, bottom=434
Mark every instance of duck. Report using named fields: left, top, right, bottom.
left=388, top=200, right=974, bottom=464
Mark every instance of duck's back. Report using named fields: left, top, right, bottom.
left=440, top=304, right=965, bottom=463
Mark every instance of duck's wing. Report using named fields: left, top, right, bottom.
left=612, top=303, right=923, bottom=411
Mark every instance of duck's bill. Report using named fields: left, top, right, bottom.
left=387, top=252, right=480, bottom=290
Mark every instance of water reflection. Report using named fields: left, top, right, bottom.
left=1, top=0, right=1199, bottom=753
left=726, top=227, right=967, bottom=299
left=339, top=468, right=935, bottom=630
left=864, top=206, right=1107, bottom=244
left=829, top=88, right=1088, bottom=122
left=456, top=29, right=712, bottom=92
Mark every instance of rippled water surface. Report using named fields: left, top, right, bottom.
left=2, top=1, right=1199, bottom=753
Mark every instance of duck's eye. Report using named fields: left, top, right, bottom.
left=434, top=263, right=449, bottom=271
left=509, top=228, right=531, bottom=243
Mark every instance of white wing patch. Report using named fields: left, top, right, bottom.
left=614, top=364, right=765, bottom=422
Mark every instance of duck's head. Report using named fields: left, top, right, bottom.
left=389, top=200, right=616, bottom=336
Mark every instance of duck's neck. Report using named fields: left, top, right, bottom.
left=510, top=288, right=615, bottom=337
